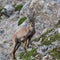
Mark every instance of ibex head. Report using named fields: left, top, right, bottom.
left=27, top=10, right=36, bottom=22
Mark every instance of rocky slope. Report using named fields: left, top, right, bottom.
left=0, top=0, right=60, bottom=60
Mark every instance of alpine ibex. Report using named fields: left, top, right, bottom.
left=12, top=11, right=36, bottom=60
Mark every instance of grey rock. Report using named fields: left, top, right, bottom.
left=37, top=45, right=48, bottom=55
left=1, top=4, right=15, bottom=17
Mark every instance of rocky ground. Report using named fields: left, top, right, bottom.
left=0, top=0, right=60, bottom=60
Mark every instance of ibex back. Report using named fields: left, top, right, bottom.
left=11, top=11, right=35, bottom=60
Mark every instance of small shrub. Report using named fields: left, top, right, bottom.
left=18, top=16, right=27, bottom=26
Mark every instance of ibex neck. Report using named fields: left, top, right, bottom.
left=30, top=20, right=35, bottom=29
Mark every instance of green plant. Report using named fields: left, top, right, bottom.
left=18, top=16, right=27, bottom=26
left=41, top=33, right=60, bottom=46
left=15, top=4, right=23, bottom=11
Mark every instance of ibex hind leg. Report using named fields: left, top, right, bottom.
left=12, top=40, right=21, bottom=60
left=23, top=40, right=27, bottom=52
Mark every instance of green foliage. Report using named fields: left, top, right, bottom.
left=33, top=27, right=60, bottom=46
left=48, top=47, right=60, bottom=60
left=18, top=16, right=27, bottom=26
left=41, top=32, right=60, bottom=46
left=15, top=4, right=23, bottom=11
left=20, top=48, right=37, bottom=60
